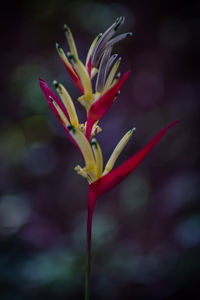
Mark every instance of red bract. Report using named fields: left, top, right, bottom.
left=38, top=78, right=85, bottom=160
left=88, top=120, right=179, bottom=211
left=85, top=71, right=130, bottom=140
left=39, top=78, right=70, bottom=122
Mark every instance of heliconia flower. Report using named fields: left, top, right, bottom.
left=39, top=16, right=132, bottom=145
left=38, top=16, right=179, bottom=209
left=38, top=17, right=179, bottom=300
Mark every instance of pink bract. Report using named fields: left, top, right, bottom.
left=86, top=71, right=130, bottom=140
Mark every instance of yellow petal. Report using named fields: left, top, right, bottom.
left=67, top=125, right=96, bottom=176
left=64, top=24, right=79, bottom=59
left=50, top=96, right=70, bottom=125
left=103, top=128, right=135, bottom=175
left=91, top=138, right=103, bottom=179
left=54, top=81, right=79, bottom=127
left=67, top=53, right=93, bottom=102
left=91, top=67, right=98, bottom=79
left=86, top=33, right=102, bottom=67
left=102, top=58, right=121, bottom=94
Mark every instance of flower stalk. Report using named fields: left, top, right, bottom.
left=85, top=188, right=97, bottom=300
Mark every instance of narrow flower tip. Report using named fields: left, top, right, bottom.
left=168, top=119, right=180, bottom=128
left=129, top=127, right=136, bottom=134
left=97, top=33, right=103, bottom=40
left=91, top=138, right=97, bottom=148
left=67, top=52, right=76, bottom=64
left=117, top=57, right=122, bottom=64
left=56, top=43, right=65, bottom=56
left=38, top=77, right=44, bottom=83
left=67, top=124, right=76, bottom=133
left=116, top=72, right=121, bottom=79
left=56, top=43, right=61, bottom=51
left=53, top=80, right=60, bottom=89
left=114, top=16, right=125, bottom=31
left=126, top=32, right=133, bottom=37
left=63, top=24, right=69, bottom=32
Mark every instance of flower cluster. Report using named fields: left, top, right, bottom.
left=39, top=16, right=178, bottom=205
left=39, top=17, right=131, bottom=182
left=39, top=17, right=178, bottom=300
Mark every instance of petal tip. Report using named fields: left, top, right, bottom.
left=167, top=119, right=180, bottom=129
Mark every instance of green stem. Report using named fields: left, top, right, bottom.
left=84, top=187, right=97, bottom=300
left=85, top=207, right=92, bottom=300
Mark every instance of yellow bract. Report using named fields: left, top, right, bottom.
left=86, top=33, right=102, bottom=68
left=64, top=24, right=79, bottom=59
left=54, top=81, right=79, bottom=127
left=50, top=97, right=70, bottom=126
left=102, top=58, right=121, bottom=94
left=68, top=53, right=93, bottom=102
left=67, top=125, right=97, bottom=181
left=103, top=128, right=135, bottom=175
left=91, top=138, right=103, bottom=179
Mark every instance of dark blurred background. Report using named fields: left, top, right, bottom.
left=0, top=0, right=200, bottom=299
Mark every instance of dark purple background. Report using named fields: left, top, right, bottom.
left=0, top=0, right=199, bottom=299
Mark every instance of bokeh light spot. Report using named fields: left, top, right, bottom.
left=120, top=174, right=150, bottom=212
left=159, top=17, right=189, bottom=48
left=174, top=215, right=200, bottom=249
left=24, top=143, right=56, bottom=175
left=0, top=194, right=30, bottom=234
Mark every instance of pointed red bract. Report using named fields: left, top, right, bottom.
left=39, top=78, right=70, bottom=122
left=60, top=58, right=84, bottom=93
left=39, top=78, right=86, bottom=162
left=90, top=121, right=179, bottom=197
left=85, top=71, right=130, bottom=140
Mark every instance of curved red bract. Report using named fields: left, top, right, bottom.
left=39, top=78, right=70, bottom=121
left=38, top=78, right=86, bottom=163
left=85, top=71, right=130, bottom=140
left=89, top=120, right=179, bottom=198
